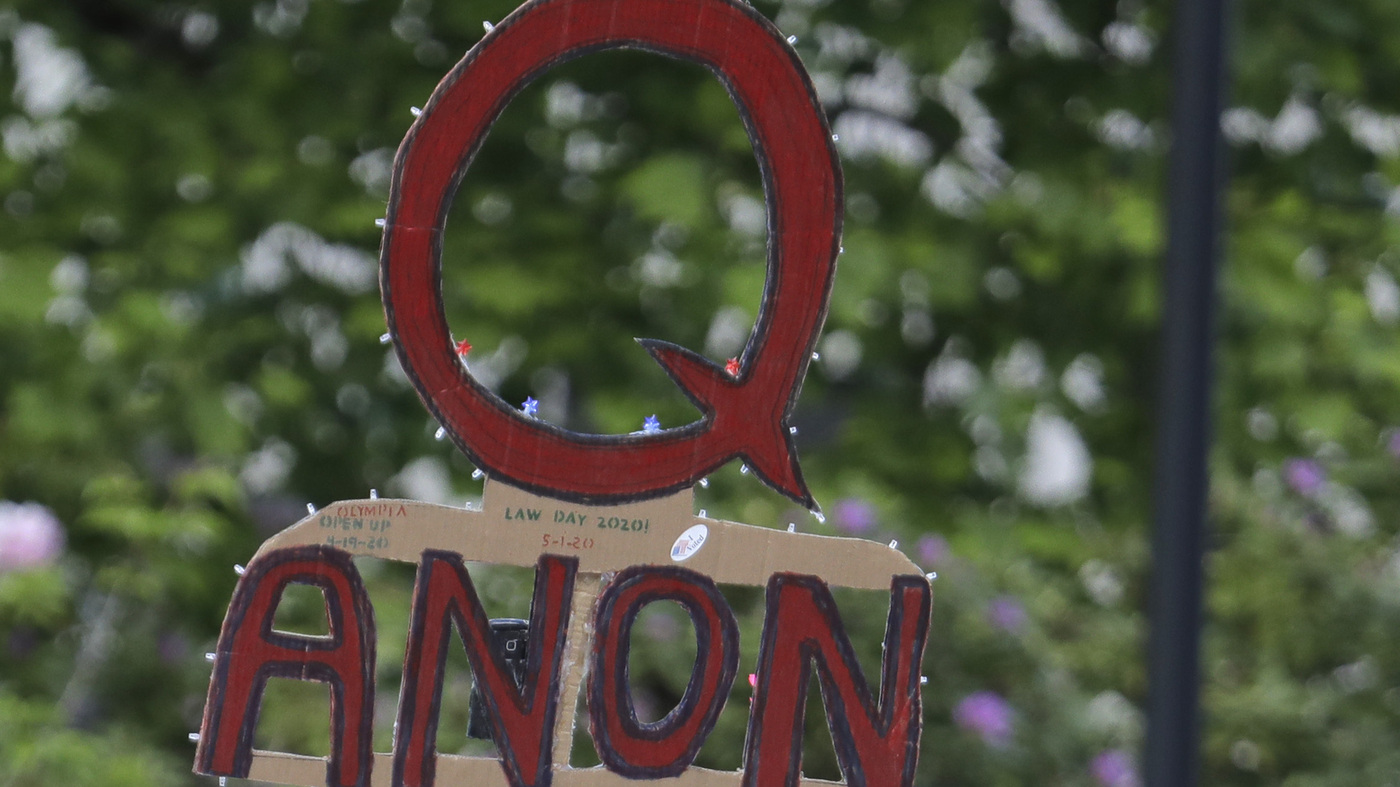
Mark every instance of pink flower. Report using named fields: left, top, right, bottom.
left=1091, top=749, right=1140, bottom=787
left=954, top=691, right=1014, bottom=747
left=831, top=498, right=878, bottom=535
left=0, top=501, right=65, bottom=572
left=986, top=596, right=1027, bottom=633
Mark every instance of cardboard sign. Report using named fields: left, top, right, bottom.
left=195, top=0, right=932, bottom=784
left=195, top=483, right=929, bottom=787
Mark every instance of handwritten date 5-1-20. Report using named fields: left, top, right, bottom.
left=541, top=534, right=596, bottom=551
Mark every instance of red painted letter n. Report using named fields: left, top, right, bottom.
left=393, top=551, right=578, bottom=787
left=743, top=574, right=931, bottom=787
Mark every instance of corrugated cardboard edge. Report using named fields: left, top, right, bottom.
left=552, top=573, right=602, bottom=765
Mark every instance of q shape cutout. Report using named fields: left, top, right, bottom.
left=380, top=0, right=843, bottom=510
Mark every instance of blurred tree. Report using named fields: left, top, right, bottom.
left=2, top=0, right=1400, bottom=784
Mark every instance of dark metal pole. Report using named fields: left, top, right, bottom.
left=1146, top=0, right=1229, bottom=782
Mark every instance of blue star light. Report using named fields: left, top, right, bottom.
left=522, top=396, right=539, bottom=417
left=642, top=414, right=661, bottom=433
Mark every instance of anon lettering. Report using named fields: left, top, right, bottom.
left=196, top=548, right=929, bottom=787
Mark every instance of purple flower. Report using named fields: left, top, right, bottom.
left=1388, top=430, right=1400, bottom=460
left=1283, top=458, right=1325, bottom=497
left=916, top=534, right=949, bottom=568
left=7, top=627, right=37, bottom=659
left=986, top=596, right=1027, bottom=633
left=158, top=632, right=190, bottom=666
left=1091, top=749, right=1140, bottom=787
left=0, top=501, right=64, bottom=572
left=831, top=498, right=878, bottom=535
left=953, top=691, right=1014, bottom=747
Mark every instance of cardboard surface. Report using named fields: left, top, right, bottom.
left=258, top=479, right=919, bottom=591
left=244, top=750, right=842, bottom=787
left=203, top=479, right=929, bottom=787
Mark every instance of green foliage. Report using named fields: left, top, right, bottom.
left=2, top=0, right=1400, bottom=784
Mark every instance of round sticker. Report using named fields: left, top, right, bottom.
left=670, top=524, right=709, bottom=562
